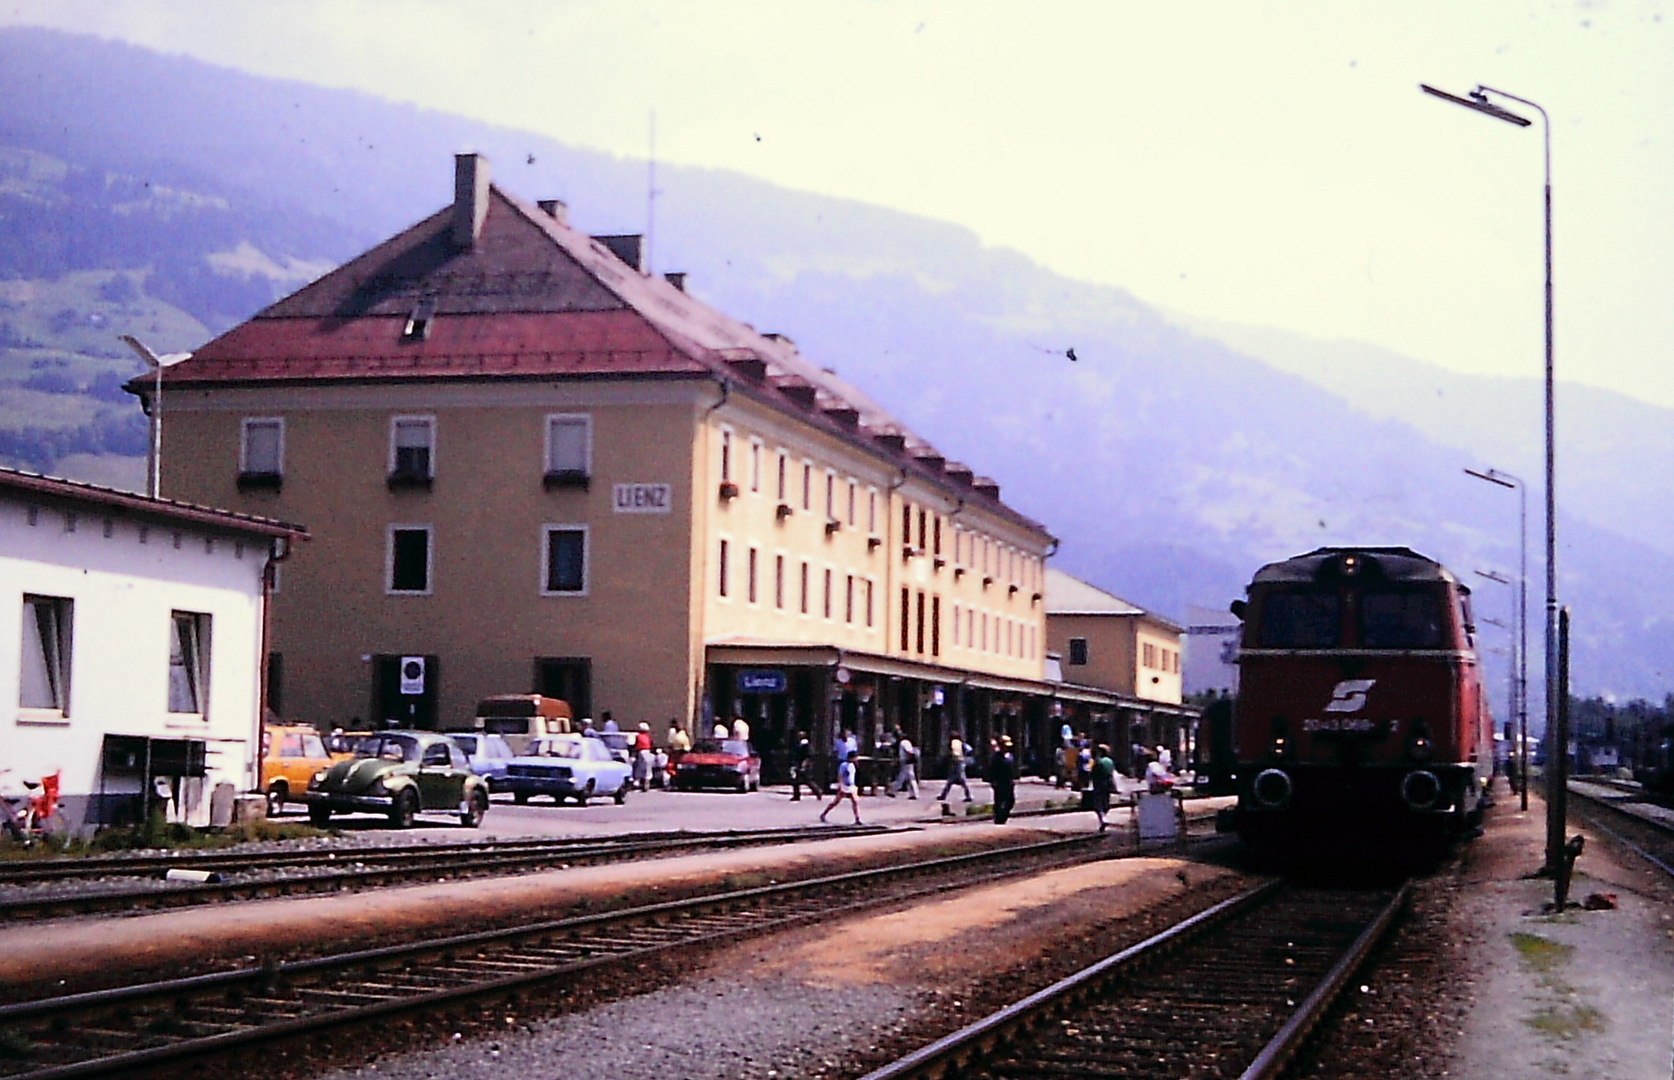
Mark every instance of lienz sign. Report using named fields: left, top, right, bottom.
left=737, top=669, right=789, bottom=694
left=613, top=483, right=672, bottom=513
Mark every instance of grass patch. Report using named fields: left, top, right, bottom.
left=0, top=816, right=328, bottom=860
left=1510, top=931, right=1572, bottom=975
left=1525, top=1003, right=1607, bottom=1039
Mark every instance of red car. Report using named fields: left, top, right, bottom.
left=669, top=739, right=760, bottom=792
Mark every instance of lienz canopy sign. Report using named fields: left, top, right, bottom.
left=737, top=669, right=788, bottom=694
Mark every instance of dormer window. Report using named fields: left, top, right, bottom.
left=402, top=298, right=436, bottom=342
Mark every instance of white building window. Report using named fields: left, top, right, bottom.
left=545, top=414, right=592, bottom=482
left=750, top=440, right=762, bottom=493
left=748, top=546, right=759, bottom=603
left=543, top=525, right=589, bottom=595
left=388, top=525, right=433, bottom=594
left=167, top=611, right=211, bottom=717
left=776, top=452, right=788, bottom=501
left=19, top=595, right=72, bottom=714
left=389, top=416, right=435, bottom=483
left=240, top=418, right=284, bottom=480
left=720, top=429, right=733, bottom=483
left=868, top=488, right=878, bottom=534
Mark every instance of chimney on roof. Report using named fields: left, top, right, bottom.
left=537, top=199, right=569, bottom=224
left=663, top=271, right=687, bottom=292
left=593, top=234, right=644, bottom=272
left=973, top=477, right=1001, bottom=500
left=453, top=153, right=491, bottom=250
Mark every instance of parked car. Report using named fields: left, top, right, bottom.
left=302, top=731, right=490, bottom=828
left=669, top=739, right=760, bottom=792
left=448, top=732, right=516, bottom=791
left=260, top=725, right=335, bottom=816
left=595, top=730, right=635, bottom=765
left=504, top=734, right=632, bottom=805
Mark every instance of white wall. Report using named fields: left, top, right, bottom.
left=0, top=498, right=271, bottom=828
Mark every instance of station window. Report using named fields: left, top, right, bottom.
left=750, top=441, right=761, bottom=492
left=720, top=430, right=732, bottom=483
left=1069, top=637, right=1088, bottom=666
left=865, top=580, right=875, bottom=627
left=543, top=526, right=588, bottom=595
left=545, top=414, right=592, bottom=480
left=240, top=417, right=284, bottom=482
left=776, top=452, right=788, bottom=501
left=775, top=555, right=785, bottom=609
left=388, top=526, right=432, bottom=594
left=802, top=461, right=813, bottom=511
left=167, top=611, right=211, bottom=717
left=845, top=574, right=855, bottom=623
left=800, top=561, right=810, bottom=614
left=931, top=596, right=941, bottom=657
left=389, top=416, right=435, bottom=483
left=19, top=595, right=72, bottom=714
left=823, top=568, right=833, bottom=619
left=748, top=547, right=759, bottom=603
left=718, top=539, right=730, bottom=598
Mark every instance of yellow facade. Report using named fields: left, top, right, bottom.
left=162, top=377, right=1050, bottom=734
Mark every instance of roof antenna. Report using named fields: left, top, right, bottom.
left=646, top=109, right=657, bottom=276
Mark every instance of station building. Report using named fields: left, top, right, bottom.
left=1045, top=567, right=1196, bottom=771
left=143, top=154, right=1075, bottom=780
left=0, top=467, right=304, bottom=828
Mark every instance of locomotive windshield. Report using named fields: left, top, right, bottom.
left=1361, top=590, right=1446, bottom=648
left=1257, top=590, right=1340, bottom=647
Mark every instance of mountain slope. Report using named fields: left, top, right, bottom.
left=0, top=25, right=1667, bottom=709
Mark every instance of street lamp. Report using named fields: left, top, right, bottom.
left=1466, top=467, right=1529, bottom=811
left=120, top=335, right=192, bottom=499
left=1474, top=569, right=1524, bottom=806
left=1424, top=83, right=1560, bottom=872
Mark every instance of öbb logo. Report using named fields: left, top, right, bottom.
left=1322, top=679, right=1377, bottom=713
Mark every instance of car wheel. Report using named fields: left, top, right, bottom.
left=461, top=789, right=488, bottom=828
left=513, top=790, right=529, bottom=805
left=577, top=779, right=595, bottom=807
left=308, top=805, right=332, bottom=828
left=266, top=782, right=287, bottom=817
left=613, top=782, right=628, bottom=805
left=389, top=789, right=419, bottom=829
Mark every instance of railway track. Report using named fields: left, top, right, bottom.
left=0, top=833, right=1111, bottom=1080
left=1567, top=781, right=1674, bottom=879
left=858, top=879, right=1409, bottom=1080
left=0, top=823, right=883, bottom=920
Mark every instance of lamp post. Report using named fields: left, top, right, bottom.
left=1466, top=467, right=1529, bottom=810
left=1424, top=83, right=1559, bottom=870
left=1474, top=569, right=1524, bottom=804
left=119, top=336, right=192, bottom=499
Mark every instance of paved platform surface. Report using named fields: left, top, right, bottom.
left=267, top=772, right=1174, bottom=840
left=1452, top=790, right=1674, bottom=1079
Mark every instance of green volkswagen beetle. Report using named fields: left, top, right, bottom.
left=302, top=731, right=490, bottom=829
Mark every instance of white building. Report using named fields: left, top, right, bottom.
left=1, top=468, right=305, bottom=830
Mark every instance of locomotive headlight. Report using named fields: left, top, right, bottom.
left=1406, top=719, right=1433, bottom=762
left=1253, top=768, right=1293, bottom=808
left=1269, top=716, right=1291, bottom=759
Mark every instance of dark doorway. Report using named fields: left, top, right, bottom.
left=371, top=654, right=439, bottom=729
left=534, top=657, right=592, bottom=719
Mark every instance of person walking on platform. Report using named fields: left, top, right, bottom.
left=790, top=731, right=816, bottom=801
left=988, top=736, right=1016, bottom=825
left=668, top=722, right=691, bottom=753
left=892, top=730, right=920, bottom=799
left=819, top=748, right=863, bottom=825
left=732, top=715, right=751, bottom=742
left=633, top=722, right=654, bottom=790
left=939, top=735, right=973, bottom=803
left=1089, top=743, right=1116, bottom=832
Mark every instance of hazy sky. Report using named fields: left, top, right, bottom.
left=6, top=0, right=1673, bottom=407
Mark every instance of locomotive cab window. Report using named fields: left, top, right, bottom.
left=1360, top=590, right=1445, bottom=649
left=1255, top=590, right=1340, bottom=648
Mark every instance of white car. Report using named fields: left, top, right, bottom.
left=503, top=734, right=632, bottom=805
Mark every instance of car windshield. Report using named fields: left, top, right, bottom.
left=1257, top=590, right=1341, bottom=648
left=1360, top=590, right=1446, bottom=649
left=375, top=735, right=421, bottom=763
left=535, top=739, right=585, bottom=760
left=692, top=739, right=749, bottom=756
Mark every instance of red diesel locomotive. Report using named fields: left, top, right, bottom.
left=1217, top=547, right=1494, bottom=858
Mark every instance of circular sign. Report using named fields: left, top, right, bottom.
left=835, top=666, right=851, bottom=684
left=403, top=660, right=424, bottom=680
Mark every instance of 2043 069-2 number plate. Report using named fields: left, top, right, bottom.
left=1301, top=716, right=1396, bottom=733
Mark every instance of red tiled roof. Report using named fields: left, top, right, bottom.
left=142, top=170, right=1048, bottom=539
